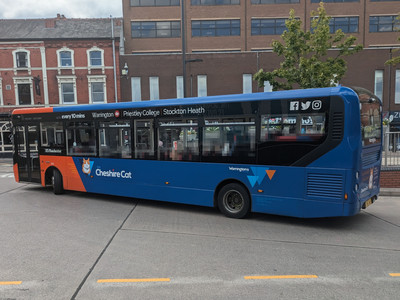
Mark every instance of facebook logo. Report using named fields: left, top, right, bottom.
left=290, top=101, right=299, bottom=111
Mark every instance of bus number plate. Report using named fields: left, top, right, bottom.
left=364, top=198, right=373, bottom=209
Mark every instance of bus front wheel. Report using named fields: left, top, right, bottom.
left=52, top=169, right=64, bottom=195
left=217, top=183, right=250, bottom=219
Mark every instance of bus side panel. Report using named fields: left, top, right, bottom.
left=41, top=156, right=86, bottom=192
left=71, top=158, right=216, bottom=207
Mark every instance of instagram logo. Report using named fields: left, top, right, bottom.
left=312, top=100, right=322, bottom=110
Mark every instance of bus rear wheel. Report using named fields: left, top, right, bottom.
left=52, top=169, right=64, bottom=195
left=218, top=183, right=250, bottom=219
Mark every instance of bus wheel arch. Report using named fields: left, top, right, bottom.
left=215, top=180, right=251, bottom=219
left=45, top=167, right=64, bottom=195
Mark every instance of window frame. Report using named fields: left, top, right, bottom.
left=251, top=0, right=299, bottom=4
left=88, top=76, right=107, bottom=104
left=369, top=15, right=400, bottom=33
left=13, top=49, right=30, bottom=69
left=87, top=47, right=104, bottom=68
left=329, top=16, right=359, bottom=34
left=131, top=21, right=181, bottom=38
left=192, top=19, right=240, bottom=37
left=57, top=76, right=77, bottom=105
left=57, top=48, right=74, bottom=68
left=251, top=18, right=288, bottom=36
left=130, top=0, right=180, bottom=6
left=191, top=0, right=240, bottom=5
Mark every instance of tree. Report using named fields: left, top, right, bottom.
left=254, top=3, right=363, bottom=90
left=385, top=15, right=400, bottom=66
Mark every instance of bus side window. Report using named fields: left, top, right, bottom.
left=66, top=122, right=96, bottom=156
left=134, top=120, right=154, bottom=159
left=99, top=121, right=131, bottom=159
left=158, top=119, right=199, bottom=161
left=202, top=118, right=256, bottom=163
left=40, top=122, right=64, bottom=148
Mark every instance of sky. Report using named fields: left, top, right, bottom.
left=0, top=0, right=122, bottom=19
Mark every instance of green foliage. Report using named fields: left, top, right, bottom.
left=254, top=3, right=363, bottom=90
left=384, top=15, right=400, bottom=66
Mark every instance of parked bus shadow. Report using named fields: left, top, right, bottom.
left=34, top=186, right=372, bottom=230
left=251, top=211, right=372, bottom=230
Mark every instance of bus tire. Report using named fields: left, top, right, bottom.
left=52, top=169, right=64, bottom=195
left=217, top=183, right=250, bottom=219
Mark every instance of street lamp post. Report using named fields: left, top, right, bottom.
left=181, top=0, right=187, bottom=98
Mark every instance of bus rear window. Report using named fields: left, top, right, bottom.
left=359, top=91, right=381, bottom=146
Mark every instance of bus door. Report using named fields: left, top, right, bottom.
left=15, top=125, right=41, bottom=183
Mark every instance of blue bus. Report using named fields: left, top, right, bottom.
left=12, top=86, right=382, bottom=218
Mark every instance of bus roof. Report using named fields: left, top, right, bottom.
left=12, top=86, right=355, bottom=115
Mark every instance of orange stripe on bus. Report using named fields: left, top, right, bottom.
left=40, top=156, right=86, bottom=192
left=12, top=107, right=53, bottom=115
left=13, top=163, right=19, bottom=182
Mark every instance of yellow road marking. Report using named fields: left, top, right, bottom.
left=244, top=275, right=318, bottom=280
left=97, top=278, right=170, bottom=283
left=0, top=281, right=22, bottom=285
left=389, top=273, right=400, bottom=277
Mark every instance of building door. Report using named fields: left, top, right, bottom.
left=15, top=125, right=40, bottom=183
left=18, top=84, right=31, bottom=105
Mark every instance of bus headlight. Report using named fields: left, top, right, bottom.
left=355, top=172, right=359, bottom=180
left=355, top=184, right=359, bottom=191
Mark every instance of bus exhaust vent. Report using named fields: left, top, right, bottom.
left=362, top=149, right=380, bottom=168
left=307, top=173, right=344, bottom=199
left=331, top=112, right=344, bottom=141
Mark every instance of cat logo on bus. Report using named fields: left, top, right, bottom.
left=82, top=158, right=94, bottom=175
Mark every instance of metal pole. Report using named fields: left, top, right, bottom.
left=181, top=0, right=186, bottom=98
left=111, top=17, right=118, bottom=103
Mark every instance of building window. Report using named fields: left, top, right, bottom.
left=243, top=74, right=252, bottom=94
left=197, top=75, right=207, bottom=97
left=264, top=81, right=272, bottom=92
left=91, top=83, right=105, bottom=103
left=57, top=76, right=77, bottom=104
left=311, top=0, right=358, bottom=2
left=131, top=21, right=181, bottom=38
left=88, top=76, right=106, bottom=103
left=61, top=83, right=75, bottom=104
left=89, top=50, right=103, bottom=66
left=14, top=50, right=30, bottom=68
left=374, top=70, right=383, bottom=101
left=176, top=76, right=183, bottom=98
left=252, top=0, right=299, bottom=3
left=16, top=52, right=28, bottom=68
left=58, top=50, right=73, bottom=67
left=192, top=19, right=240, bottom=37
left=17, top=84, right=32, bottom=105
left=131, top=77, right=142, bottom=101
left=329, top=17, right=358, bottom=33
left=251, top=18, right=287, bottom=35
left=149, top=77, right=160, bottom=100
left=130, top=0, right=180, bottom=6
left=191, top=0, right=239, bottom=5
left=370, top=16, right=400, bottom=32
left=395, top=70, right=400, bottom=104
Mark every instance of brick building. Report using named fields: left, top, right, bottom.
left=0, top=15, right=122, bottom=155
left=120, top=0, right=400, bottom=130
